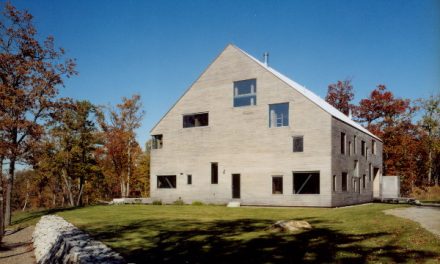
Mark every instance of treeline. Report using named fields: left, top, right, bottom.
left=0, top=2, right=149, bottom=229
left=325, top=80, right=439, bottom=195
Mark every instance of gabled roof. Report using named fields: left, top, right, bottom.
left=234, top=45, right=381, bottom=141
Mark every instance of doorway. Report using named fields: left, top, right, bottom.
left=232, top=174, right=240, bottom=199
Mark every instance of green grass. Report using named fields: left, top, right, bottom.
left=13, top=204, right=440, bottom=263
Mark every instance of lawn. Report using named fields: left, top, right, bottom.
left=13, top=204, right=440, bottom=263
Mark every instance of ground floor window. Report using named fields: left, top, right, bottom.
left=157, top=175, right=176, bottom=189
left=272, top=176, right=283, bottom=194
left=342, top=172, right=348, bottom=191
left=187, top=175, right=192, bottom=185
left=293, top=172, right=320, bottom=194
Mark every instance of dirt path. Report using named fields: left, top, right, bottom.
left=385, top=206, right=440, bottom=237
left=0, top=226, right=35, bottom=264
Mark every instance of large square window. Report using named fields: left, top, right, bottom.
left=157, top=175, right=176, bottom=189
left=293, top=172, right=320, bottom=194
left=183, top=113, right=209, bottom=128
left=269, top=103, right=289, bottom=127
left=233, top=79, right=256, bottom=107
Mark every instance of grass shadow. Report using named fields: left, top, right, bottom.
left=83, top=217, right=439, bottom=264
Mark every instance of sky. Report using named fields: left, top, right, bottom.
left=9, top=0, right=440, bottom=148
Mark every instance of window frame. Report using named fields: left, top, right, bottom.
left=157, top=175, right=177, bottom=189
left=293, top=136, right=304, bottom=152
left=269, top=102, right=289, bottom=127
left=272, top=176, right=283, bottom=195
left=211, top=162, right=218, bottom=184
left=233, top=79, right=257, bottom=107
left=183, top=112, right=209, bottom=128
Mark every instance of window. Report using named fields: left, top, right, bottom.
left=269, top=103, right=289, bottom=127
left=342, top=172, right=348, bottom=191
left=293, top=136, right=304, bottom=152
left=211, top=163, right=218, bottom=184
left=233, top=79, right=256, bottom=107
left=333, top=175, right=337, bottom=192
left=341, top=132, right=346, bottom=154
left=372, top=140, right=376, bottom=155
left=369, top=163, right=372, bottom=182
left=293, top=172, right=320, bottom=194
left=361, top=140, right=366, bottom=156
left=354, top=136, right=357, bottom=154
left=187, top=175, right=192, bottom=185
left=152, top=134, right=163, bottom=149
left=272, top=176, right=283, bottom=194
left=183, top=113, right=209, bottom=128
left=348, top=141, right=352, bottom=156
left=362, top=174, right=366, bottom=189
left=353, top=160, right=359, bottom=177
left=366, top=147, right=369, bottom=160
left=353, top=178, right=356, bottom=192
left=157, top=175, right=176, bottom=189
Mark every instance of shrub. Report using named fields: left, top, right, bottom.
left=152, top=200, right=162, bottom=205
left=191, top=201, right=205, bottom=206
left=173, top=199, right=185, bottom=205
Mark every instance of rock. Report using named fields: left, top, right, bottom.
left=32, top=215, right=125, bottom=264
left=227, top=201, right=241, bottom=207
left=268, top=220, right=312, bottom=232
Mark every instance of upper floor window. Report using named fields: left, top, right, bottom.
left=233, top=79, right=256, bottom=107
left=293, top=136, right=304, bottom=152
left=341, top=132, right=346, bottom=155
left=183, top=113, right=208, bottom=128
left=152, top=134, right=163, bottom=149
left=361, top=140, right=366, bottom=156
left=354, top=135, right=357, bottom=154
left=269, top=103, right=289, bottom=127
left=372, top=140, right=376, bottom=155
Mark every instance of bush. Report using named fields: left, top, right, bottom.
left=411, top=186, right=440, bottom=202
left=152, top=200, right=162, bottom=205
left=173, top=199, right=185, bottom=205
left=191, top=201, right=205, bottom=206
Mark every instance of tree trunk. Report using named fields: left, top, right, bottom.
left=0, top=156, right=4, bottom=241
left=427, top=131, right=432, bottom=185
left=62, top=169, right=75, bottom=206
left=76, top=176, right=84, bottom=206
left=22, top=179, right=29, bottom=211
left=5, top=158, right=15, bottom=226
left=126, top=138, right=132, bottom=198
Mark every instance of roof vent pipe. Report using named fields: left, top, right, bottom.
left=263, top=52, right=269, bottom=66
left=348, top=109, right=353, bottom=119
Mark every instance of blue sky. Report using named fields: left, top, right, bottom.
left=10, top=0, right=440, bottom=148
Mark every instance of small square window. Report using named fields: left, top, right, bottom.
left=152, top=135, right=163, bottom=149
left=233, top=79, right=256, bottom=107
left=293, top=136, right=304, bottom=152
left=272, top=176, right=283, bottom=194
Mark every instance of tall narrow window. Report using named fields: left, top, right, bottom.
left=341, top=132, right=346, bottom=154
left=366, top=147, right=369, bottom=160
left=269, top=103, right=289, bottom=127
left=293, top=172, right=320, bottom=194
left=372, top=140, right=376, bottom=155
left=361, top=140, right=366, bottom=156
left=152, top=135, right=163, bottom=149
left=369, top=163, right=372, bottom=182
left=183, top=113, right=209, bottom=128
left=233, top=79, right=256, bottom=107
left=293, top=136, right=304, bottom=152
left=333, top=175, right=337, bottom=192
left=272, top=176, right=283, bottom=194
left=211, top=163, right=218, bottom=184
left=187, top=175, right=192, bottom=185
left=157, top=175, right=176, bottom=189
left=342, top=172, right=348, bottom=191
left=353, top=160, right=359, bottom=177
left=348, top=141, right=352, bottom=156
left=362, top=174, right=366, bottom=189
left=354, top=135, right=357, bottom=154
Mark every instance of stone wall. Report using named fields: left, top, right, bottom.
left=33, top=215, right=125, bottom=264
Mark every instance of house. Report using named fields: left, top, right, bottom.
left=149, top=44, right=382, bottom=207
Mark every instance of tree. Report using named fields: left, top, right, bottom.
left=355, top=85, right=417, bottom=194
left=100, top=94, right=145, bottom=197
left=0, top=3, right=76, bottom=225
left=41, top=100, right=101, bottom=206
left=325, top=79, right=355, bottom=116
left=418, top=94, right=440, bottom=185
